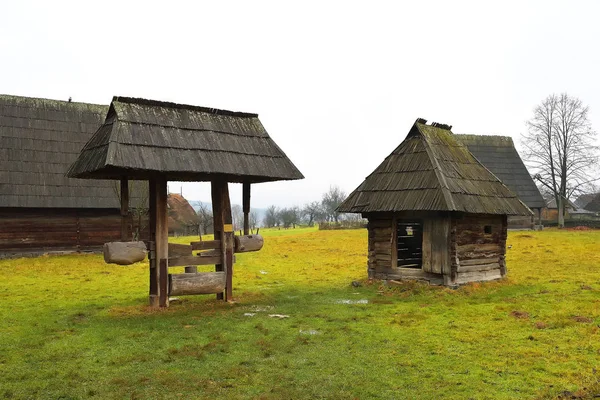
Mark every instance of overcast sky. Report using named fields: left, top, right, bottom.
left=1, top=1, right=598, bottom=208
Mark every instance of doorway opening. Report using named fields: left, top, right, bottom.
left=397, top=220, right=422, bottom=269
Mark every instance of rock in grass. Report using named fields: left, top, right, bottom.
left=351, top=280, right=362, bottom=287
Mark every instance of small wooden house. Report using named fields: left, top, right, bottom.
left=456, top=135, right=545, bottom=229
left=337, top=119, right=532, bottom=286
left=0, top=95, right=147, bottom=258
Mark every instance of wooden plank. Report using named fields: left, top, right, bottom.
left=421, top=219, right=432, bottom=273
left=120, top=177, right=129, bottom=241
left=455, top=269, right=502, bottom=284
left=243, top=182, right=250, bottom=235
left=155, top=177, right=169, bottom=308
left=168, top=255, right=222, bottom=267
left=458, top=263, right=500, bottom=273
left=190, top=240, right=221, bottom=251
left=169, top=272, right=226, bottom=296
left=460, top=257, right=499, bottom=266
left=148, top=178, right=158, bottom=307
left=168, top=243, right=192, bottom=257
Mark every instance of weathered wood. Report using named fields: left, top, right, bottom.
left=455, top=269, right=502, bottom=285
left=168, top=255, right=222, bottom=267
left=457, top=243, right=502, bottom=254
left=120, top=178, right=129, bottom=241
left=155, top=177, right=169, bottom=307
left=457, top=263, right=500, bottom=273
left=103, top=241, right=146, bottom=265
left=190, top=240, right=221, bottom=251
left=234, top=234, right=263, bottom=253
left=148, top=179, right=158, bottom=307
left=184, top=266, right=198, bottom=273
left=168, top=243, right=192, bottom=257
left=459, top=257, right=499, bottom=266
left=421, top=219, right=432, bottom=272
left=243, top=182, right=250, bottom=235
left=211, top=180, right=234, bottom=301
left=169, top=272, right=226, bottom=296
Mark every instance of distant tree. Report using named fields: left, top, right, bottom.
left=522, top=93, right=598, bottom=227
left=249, top=209, right=260, bottom=230
left=264, top=205, right=280, bottom=228
left=321, top=185, right=347, bottom=223
left=231, top=204, right=244, bottom=230
left=196, top=203, right=213, bottom=236
left=302, top=201, right=323, bottom=227
left=279, top=206, right=300, bottom=228
left=111, top=180, right=149, bottom=240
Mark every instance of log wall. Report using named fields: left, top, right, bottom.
left=453, top=213, right=506, bottom=284
left=0, top=207, right=148, bottom=258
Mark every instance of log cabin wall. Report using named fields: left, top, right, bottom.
left=0, top=207, right=149, bottom=258
left=453, top=213, right=507, bottom=285
left=366, top=217, right=392, bottom=278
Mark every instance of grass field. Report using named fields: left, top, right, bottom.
left=1, top=228, right=599, bottom=399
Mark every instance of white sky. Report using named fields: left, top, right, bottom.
left=2, top=0, right=599, bottom=208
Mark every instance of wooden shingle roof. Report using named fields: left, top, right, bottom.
left=338, top=119, right=532, bottom=215
left=67, top=97, right=304, bottom=183
left=455, top=134, right=545, bottom=209
left=0, top=94, right=129, bottom=208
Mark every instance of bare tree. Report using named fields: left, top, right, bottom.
left=279, top=206, right=300, bottom=228
left=321, top=185, right=347, bottom=223
left=249, top=209, right=260, bottom=230
left=231, top=204, right=244, bottom=230
left=264, top=205, right=280, bottom=228
left=302, top=201, right=323, bottom=227
left=196, top=203, right=213, bottom=236
left=111, top=180, right=149, bottom=240
left=522, top=93, right=598, bottom=227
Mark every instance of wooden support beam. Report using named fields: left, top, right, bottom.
left=189, top=240, right=221, bottom=251
left=243, top=182, right=251, bottom=235
left=155, top=177, right=169, bottom=307
left=148, top=179, right=158, bottom=307
left=211, top=180, right=234, bottom=301
left=168, top=255, right=222, bottom=267
left=120, top=178, right=129, bottom=241
left=169, top=272, right=226, bottom=296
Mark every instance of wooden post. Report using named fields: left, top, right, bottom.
left=211, top=180, right=234, bottom=301
left=120, top=178, right=129, bottom=241
left=148, top=179, right=158, bottom=307
left=243, top=182, right=251, bottom=235
left=499, top=214, right=508, bottom=277
left=155, top=177, right=169, bottom=307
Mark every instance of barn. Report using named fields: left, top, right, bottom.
left=337, top=119, right=531, bottom=286
left=456, top=134, right=545, bottom=229
left=0, top=95, right=145, bottom=258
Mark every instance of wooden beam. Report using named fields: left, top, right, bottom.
left=211, top=180, right=234, bottom=301
left=243, top=182, right=251, bottom=235
left=168, top=255, right=222, bottom=267
left=120, top=178, right=129, bottom=241
left=190, top=240, right=221, bottom=251
left=155, top=177, right=169, bottom=307
left=148, top=179, right=158, bottom=307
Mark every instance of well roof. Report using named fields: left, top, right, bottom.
left=455, top=134, right=545, bottom=209
left=338, top=119, right=532, bottom=215
left=0, top=94, right=133, bottom=208
left=67, top=97, right=304, bottom=183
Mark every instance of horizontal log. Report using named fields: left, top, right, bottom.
left=457, top=263, right=500, bottom=273
left=168, top=255, right=222, bottom=267
left=455, top=269, right=502, bottom=284
left=190, top=240, right=221, bottom=251
left=103, top=241, right=147, bottom=265
left=168, top=243, right=192, bottom=257
left=169, top=272, right=226, bottom=296
left=457, top=243, right=502, bottom=253
left=234, top=234, right=263, bottom=253
left=459, top=257, right=500, bottom=266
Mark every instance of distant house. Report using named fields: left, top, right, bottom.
left=167, top=193, right=200, bottom=236
left=338, top=119, right=531, bottom=286
left=456, top=135, right=545, bottom=229
left=0, top=95, right=146, bottom=258
left=541, top=197, right=578, bottom=221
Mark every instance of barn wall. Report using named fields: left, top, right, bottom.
left=366, top=217, right=392, bottom=278
left=0, top=208, right=148, bottom=258
left=453, top=213, right=506, bottom=284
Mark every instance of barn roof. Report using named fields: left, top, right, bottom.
left=575, top=192, right=600, bottom=211
left=337, top=119, right=532, bottom=215
left=455, top=134, right=545, bottom=209
left=67, top=97, right=304, bottom=183
left=0, top=94, right=132, bottom=208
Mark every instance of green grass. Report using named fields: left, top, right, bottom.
left=0, top=228, right=599, bottom=399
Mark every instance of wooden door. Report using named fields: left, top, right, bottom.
left=397, top=220, right=423, bottom=268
